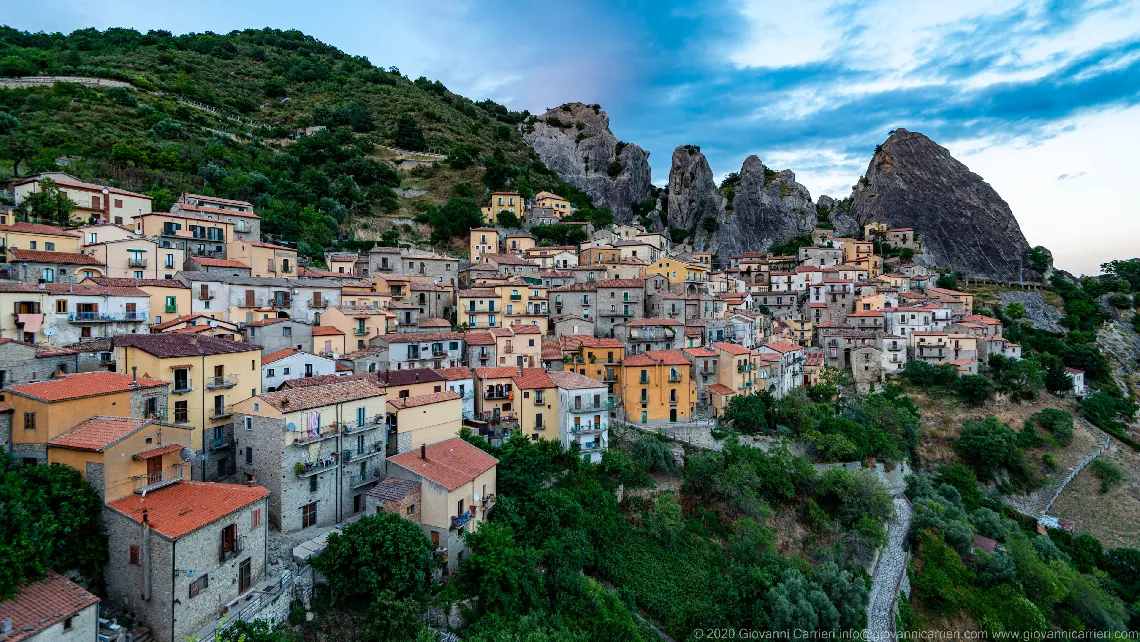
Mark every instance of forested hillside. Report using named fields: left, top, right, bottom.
left=0, top=26, right=599, bottom=260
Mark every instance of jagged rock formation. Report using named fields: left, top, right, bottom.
left=664, top=149, right=818, bottom=258
left=718, top=155, right=816, bottom=256
left=817, top=195, right=860, bottom=238
left=848, top=128, right=1032, bottom=279
left=998, top=291, right=1066, bottom=334
left=666, top=146, right=726, bottom=251
left=521, top=103, right=651, bottom=222
left=1097, top=312, right=1140, bottom=397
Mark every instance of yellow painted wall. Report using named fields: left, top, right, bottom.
left=227, top=241, right=298, bottom=277
left=388, top=397, right=463, bottom=452
left=620, top=363, right=696, bottom=422
left=9, top=392, right=138, bottom=445
left=47, top=423, right=194, bottom=502
left=516, top=386, right=557, bottom=439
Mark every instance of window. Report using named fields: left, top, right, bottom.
left=40, top=267, right=54, bottom=283
left=88, top=232, right=97, bottom=244
left=129, top=545, right=139, bottom=565
left=266, top=368, right=275, bottom=378
left=166, top=254, right=175, bottom=268
left=45, top=242, right=55, bottom=251
left=29, top=241, right=36, bottom=250
left=63, top=617, right=73, bottom=631
left=407, top=504, right=416, bottom=515
left=55, top=299, right=67, bottom=314
left=302, top=502, right=317, bottom=528
left=245, top=446, right=252, bottom=464
left=309, top=475, right=318, bottom=492
left=252, top=508, right=262, bottom=528
left=173, top=368, right=190, bottom=392
left=174, top=401, right=189, bottom=423
left=283, top=326, right=291, bottom=337
left=23, top=412, right=35, bottom=431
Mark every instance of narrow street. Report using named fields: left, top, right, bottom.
left=864, top=496, right=913, bottom=642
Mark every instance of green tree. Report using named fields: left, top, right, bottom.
left=15, top=178, right=78, bottom=226
left=0, top=453, right=107, bottom=599
left=366, top=590, right=429, bottom=642
left=1005, top=302, right=1027, bottom=321
left=1028, top=246, right=1052, bottom=275
left=630, top=434, right=675, bottom=473
left=956, top=415, right=1020, bottom=480
left=955, top=374, right=993, bottom=406
left=0, top=110, right=17, bottom=136
left=312, top=512, right=434, bottom=604
left=1090, top=459, right=1123, bottom=493
left=936, top=273, right=958, bottom=289
left=456, top=523, right=545, bottom=617
left=496, top=210, right=522, bottom=228
left=394, top=114, right=427, bottom=151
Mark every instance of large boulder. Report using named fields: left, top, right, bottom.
left=521, top=103, right=652, bottom=222
left=847, top=128, right=1032, bottom=279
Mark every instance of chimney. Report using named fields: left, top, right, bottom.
left=420, top=444, right=426, bottom=460
left=132, top=366, right=138, bottom=385
left=188, top=336, right=198, bottom=345
left=248, top=475, right=257, bottom=487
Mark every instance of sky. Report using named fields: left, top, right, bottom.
left=7, top=0, right=1140, bottom=275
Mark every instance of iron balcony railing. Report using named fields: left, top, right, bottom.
left=128, top=257, right=148, bottom=268
left=209, top=404, right=234, bottom=420
left=209, top=435, right=233, bottom=451
left=291, top=425, right=340, bottom=446
left=295, top=457, right=338, bottom=477
left=568, top=400, right=610, bottom=412
left=199, top=291, right=216, bottom=300
left=570, top=423, right=605, bottom=434
left=68, top=311, right=147, bottom=322
left=133, top=463, right=184, bottom=493
left=354, top=327, right=369, bottom=335
left=341, top=443, right=384, bottom=462
left=207, top=374, right=239, bottom=389
left=352, top=468, right=382, bottom=489
left=451, top=509, right=472, bottom=530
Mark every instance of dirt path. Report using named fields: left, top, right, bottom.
left=865, top=496, right=912, bottom=642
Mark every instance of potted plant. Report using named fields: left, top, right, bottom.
left=294, top=462, right=305, bottom=475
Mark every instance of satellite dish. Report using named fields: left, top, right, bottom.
left=180, top=447, right=195, bottom=462
left=101, top=188, right=109, bottom=195
left=209, top=321, right=218, bottom=328
left=473, top=491, right=480, bottom=502
left=43, top=328, right=55, bottom=336
left=331, top=353, right=339, bottom=359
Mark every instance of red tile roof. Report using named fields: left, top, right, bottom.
left=435, top=366, right=474, bottom=381
left=182, top=193, right=253, bottom=208
left=381, top=332, right=464, bottom=344
left=0, top=222, right=82, bottom=237
left=387, top=437, right=498, bottom=491
left=0, top=282, right=147, bottom=296
left=541, top=339, right=563, bottom=360
left=133, top=443, right=186, bottom=460
left=628, top=349, right=690, bottom=366
left=177, top=202, right=259, bottom=219
left=513, top=368, right=555, bottom=390
left=115, top=334, right=258, bottom=358
left=312, top=326, right=344, bottom=336
left=88, top=276, right=189, bottom=288
left=263, top=348, right=305, bottom=364
left=107, top=481, right=269, bottom=540
left=47, top=416, right=150, bottom=451
left=706, top=383, right=735, bottom=396
left=7, top=248, right=104, bottom=265
left=559, top=336, right=624, bottom=350
left=463, top=331, right=495, bottom=346
left=9, top=372, right=168, bottom=402
left=548, top=370, right=605, bottom=390
left=191, top=257, right=250, bottom=268
left=0, top=571, right=99, bottom=641
left=712, top=342, right=751, bottom=356
left=238, top=240, right=295, bottom=251
left=387, top=390, right=461, bottom=410
left=762, top=340, right=802, bottom=353
left=683, top=347, right=718, bottom=358
left=260, top=379, right=386, bottom=412
left=474, top=366, right=524, bottom=380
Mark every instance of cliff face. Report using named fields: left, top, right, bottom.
left=665, top=149, right=816, bottom=258
left=719, top=155, right=816, bottom=255
left=848, top=128, right=1032, bottom=279
left=521, top=103, right=651, bottom=222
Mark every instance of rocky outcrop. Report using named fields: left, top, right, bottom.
left=717, top=155, right=816, bottom=256
left=818, top=195, right=860, bottom=238
left=666, top=146, right=726, bottom=250
left=999, top=291, right=1066, bottom=334
left=848, top=128, right=1032, bottom=279
left=1097, top=312, right=1140, bottom=397
left=521, top=103, right=651, bottom=222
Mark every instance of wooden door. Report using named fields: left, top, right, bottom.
left=146, top=456, right=161, bottom=481
left=238, top=558, right=251, bottom=594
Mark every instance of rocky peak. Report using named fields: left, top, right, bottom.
left=521, top=102, right=651, bottom=221
left=848, top=128, right=1032, bottom=279
left=666, top=145, right=725, bottom=237
left=716, top=155, right=816, bottom=256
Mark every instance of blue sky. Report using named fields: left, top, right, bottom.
left=8, top=0, right=1140, bottom=275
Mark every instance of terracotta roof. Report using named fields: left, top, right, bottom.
left=712, top=342, right=751, bottom=356
left=277, top=372, right=378, bottom=390
left=376, top=368, right=445, bottom=387
left=381, top=332, right=464, bottom=344
left=260, top=379, right=386, bottom=412
left=297, top=266, right=344, bottom=278
left=0, top=571, right=100, bottom=641
left=115, top=334, right=258, bottom=357
left=133, top=443, right=186, bottom=460
left=1065, top=367, right=1084, bottom=375
left=847, top=310, right=884, bottom=318
left=927, top=287, right=970, bottom=297
left=34, top=343, right=81, bottom=357
left=387, top=390, right=461, bottom=410
left=435, top=366, right=474, bottom=381
left=88, top=276, right=188, bottom=288
left=9, top=372, right=167, bottom=402
left=236, top=240, right=295, bottom=252
left=312, top=325, right=345, bottom=336
left=683, top=347, right=718, bottom=358
left=457, top=289, right=498, bottom=298
left=47, top=416, right=150, bottom=451
left=0, top=282, right=147, bottom=296
left=107, top=481, right=269, bottom=539
left=418, top=317, right=453, bottom=329
left=191, top=257, right=250, bottom=269
left=637, top=349, right=690, bottom=366
left=483, top=253, right=536, bottom=266
left=263, top=348, right=307, bottom=364
left=541, top=339, right=563, bottom=360
left=548, top=370, right=605, bottom=390
left=366, top=478, right=421, bottom=502
left=706, top=383, right=735, bottom=396
left=387, top=437, right=498, bottom=491
left=963, top=314, right=1001, bottom=325
left=0, top=222, right=82, bottom=237
left=463, top=331, right=495, bottom=346
left=513, top=368, right=555, bottom=390
left=335, top=362, right=352, bottom=372
left=243, top=317, right=287, bottom=327
left=182, top=192, right=252, bottom=208
left=627, top=318, right=683, bottom=327
left=475, top=366, right=525, bottom=379
left=177, top=202, right=259, bottom=219
left=594, top=278, right=645, bottom=288
left=7, top=248, right=103, bottom=265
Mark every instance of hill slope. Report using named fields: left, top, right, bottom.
left=0, top=26, right=588, bottom=258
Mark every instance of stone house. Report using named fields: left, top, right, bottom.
left=231, top=379, right=388, bottom=531
left=850, top=346, right=884, bottom=394
left=819, top=328, right=879, bottom=370
left=463, top=331, right=497, bottom=369
left=103, top=481, right=270, bottom=642
left=386, top=438, right=497, bottom=575
left=481, top=253, right=539, bottom=279
left=262, top=349, right=338, bottom=393
left=175, top=193, right=261, bottom=242
left=5, top=248, right=106, bottom=283
left=879, top=335, right=908, bottom=373
left=183, top=256, right=253, bottom=276
left=614, top=318, right=684, bottom=354
left=0, top=338, right=80, bottom=386
left=682, top=346, right=719, bottom=404
left=398, top=250, right=461, bottom=287
left=365, top=246, right=405, bottom=278
left=242, top=317, right=314, bottom=354
left=594, top=279, right=647, bottom=338
left=409, top=281, right=454, bottom=320
left=551, top=315, right=594, bottom=339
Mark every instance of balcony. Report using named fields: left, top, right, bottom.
left=172, top=384, right=193, bottom=395
left=219, top=536, right=245, bottom=563
left=503, top=345, right=514, bottom=354
left=290, top=426, right=340, bottom=446
left=309, top=299, right=328, bottom=309
left=206, top=374, right=239, bottom=389
left=570, top=423, right=605, bottom=434
left=165, top=305, right=178, bottom=313
left=341, top=443, right=384, bottom=462
left=271, top=298, right=292, bottom=308
left=602, top=372, right=619, bottom=382
left=600, top=310, right=636, bottom=317
left=68, top=311, right=147, bottom=323
left=128, top=257, right=148, bottom=268
left=568, top=400, right=612, bottom=412
left=509, top=294, right=522, bottom=301
left=133, top=464, right=184, bottom=493
left=295, top=457, right=338, bottom=477
left=341, top=417, right=384, bottom=434
left=669, top=375, right=682, bottom=383
left=209, top=404, right=233, bottom=420
left=431, top=349, right=447, bottom=358
left=354, top=327, right=369, bottom=335
left=578, top=442, right=605, bottom=453
left=209, top=435, right=233, bottom=451
left=451, top=510, right=473, bottom=530
left=484, top=389, right=511, bottom=400
left=199, top=291, right=216, bottom=301
left=352, top=468, right=382, bottom=489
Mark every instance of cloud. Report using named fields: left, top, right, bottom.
left=1057, top=171, right=1087, bottom=180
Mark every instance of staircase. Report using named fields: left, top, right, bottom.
left=1004, top=419, right=1111, bottom=518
